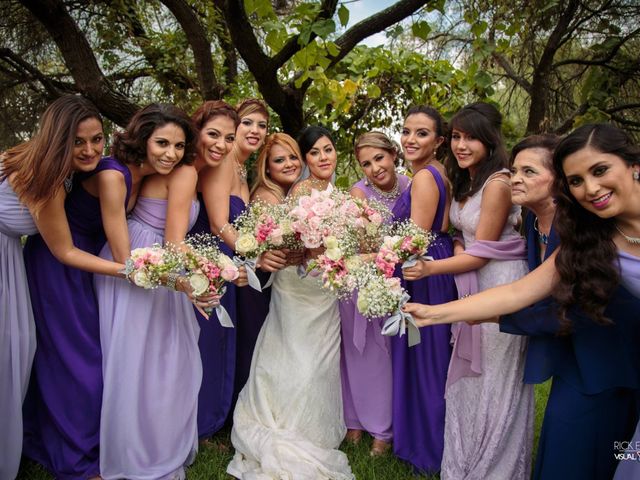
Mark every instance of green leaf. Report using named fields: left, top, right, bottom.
left=326, top=41, right=340, bottom=57
left=338, top=4, right=349, bottom=27
left=366, top=84, right=381, bottom=98
left=335, top=175, right=351, bottom=190
left=474, top=70, right=493, bottom=88
left=312, top=19, right=336, bottom=38
left=411, top=21, right=431, bottom=40
left=471, top=20, right=488, bottom=37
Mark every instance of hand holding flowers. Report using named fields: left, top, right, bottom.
left=121, top=244, right=183, bottom=289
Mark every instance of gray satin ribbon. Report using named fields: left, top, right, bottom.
left=233, top=256, right=263, bottom=291
left=381, top=292, right=421, bottom=347
left=262, top=273, right=275, bottom=288
left=401, top=253, right=434, bottom=269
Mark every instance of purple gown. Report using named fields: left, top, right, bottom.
left=95, top=196, right=201, bottom=480
left=338, top=174, right=410, bottom=442
left=22, top=157, right=131, bottom=479
left=390, top=165, right=455, bottom=473
left=0, top=178, right=37, bottom=480
left=188, top=193, right=242, bottom=438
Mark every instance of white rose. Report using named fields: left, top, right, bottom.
left=235, top=233, right=259, bottom=255
left=323, top=235, right=338, bottom=249
left=325, top=247, right=343, bottom=262
left=344, top=255, right=362, bottom=271
left=133, top=270, right=154, bottom=289
left=356, top=293, right=369, bottom=314
left=218, top=254, right=235, bottom=268
left=280, top=219, right=293, bottom=236
left=189, top=272, right=210, bottom=296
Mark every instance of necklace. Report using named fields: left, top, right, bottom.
left=615, top=224, right=640, bottom=245
left=533, top=217, right=548, bottom=245
left=370, top=176, right=400, bottom=200
left=308, top=176, right=329, bottom=191
left=234, top=156, right=247, bottom=184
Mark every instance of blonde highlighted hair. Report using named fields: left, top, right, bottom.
left=354, top=131, right=399, bottom=162
left=251, top=133, right=302, bottom=200
left=236, top=98, right=269, bottom=121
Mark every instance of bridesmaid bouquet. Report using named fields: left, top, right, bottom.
left=376, top=219, right=435, bottom=272
left=181, top=234, right=239, bottom=297
left=121, top=244, right=183, bottom=289
left=234, top=201, right=302, bottom=259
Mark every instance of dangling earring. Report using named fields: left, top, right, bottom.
left=266, top=169, right=270, bottom=174
left=633, top=170, right=639, bottom=181
left=364, top=177, right=370, bottom=186
left=63, top=172, right=75, bottom=193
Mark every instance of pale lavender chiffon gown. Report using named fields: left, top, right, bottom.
left=443, top=173, right=534, bottom=479
left=0, top=178, right=37, bottom=480
left=95, top=197, right=201, bottom=480
left=338, top=174, right=410, bottom=443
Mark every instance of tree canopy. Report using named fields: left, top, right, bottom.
left=1, top=0, right=639, bottom=154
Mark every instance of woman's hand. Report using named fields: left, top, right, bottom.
left=233, top=266, right=249, bottom=287
left=401, top=302, right=437, bottom=327
left=306, top=246, right=325, bottom=260
left=284, top=248, right=305, bottom=266
left=258, top=249, right=288, bottom=272
left=402, top=259, right=432, bottom=281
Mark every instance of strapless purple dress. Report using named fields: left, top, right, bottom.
left=95, top=196, right=201, bottom=480
left=188, top=193, right=243, bottom=438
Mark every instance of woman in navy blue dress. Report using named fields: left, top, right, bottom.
left=405, top=123, right=640, bottom=480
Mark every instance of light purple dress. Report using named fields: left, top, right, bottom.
left=95, top=197, right=201, bottom=480
left=338, top=174, right=410, bottom=442
left=443, top=172, right=534, bottom=479
left=0, top=178, right=37, bottom=480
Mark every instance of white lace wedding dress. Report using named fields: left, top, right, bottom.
left=227, top=266, right=354, bottom=479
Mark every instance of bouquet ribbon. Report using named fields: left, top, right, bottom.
left=233, top=256, right=263, bottom=291
left=381, top=292, right=421, bottom=347
left=400, top=254, right=434, bottom=269
left=197, top=304, right=234, bottom=328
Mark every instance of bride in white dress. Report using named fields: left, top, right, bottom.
left=227, top=126, right=354, bottom=479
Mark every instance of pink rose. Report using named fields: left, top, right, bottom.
left=221, top=265, right=240, bottom=282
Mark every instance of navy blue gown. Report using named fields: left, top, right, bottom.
left=500, top=212, right=640, bottom=480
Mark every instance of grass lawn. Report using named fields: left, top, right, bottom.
left=17, top=381, right=551, bottom=479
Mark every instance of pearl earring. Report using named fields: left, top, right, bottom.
left=364, top=178, right=370, bottom=186
left=634, top=171, right=639, bottom=181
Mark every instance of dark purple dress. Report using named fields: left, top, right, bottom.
left=22, top=157, right=131, bottom=479
left=189, top=194, right=243, bottom=438
left=390, top=165, right=456, bottom=473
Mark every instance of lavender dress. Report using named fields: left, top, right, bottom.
left=443, top=173, right=533, bottom=479
left=338, top=174, right=410, bottom=442
left=390, top=165, right=456, bottom=473
left=22, top=158, right=131, bottom=479
left=188, top=194, right=242, bottom=438
left=96, top=197, right=201, bottom=480
left=0, top=178, right=37, bottom=480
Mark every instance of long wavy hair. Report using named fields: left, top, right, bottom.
left=251, top=133, right=302, bottom=200
left=447, top=102, right=509, bottom=201
left=552, top=123, right=640, bottom=330
left=111, top=103, right=198, bottom=166
left=1, top=94, right=102, bottom=216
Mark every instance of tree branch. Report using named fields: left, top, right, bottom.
left=491, top=52, right=532, bottom=94
left=18, top=0, right=139, bottom=125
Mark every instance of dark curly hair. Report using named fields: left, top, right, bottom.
left=447, top=102, right=509, bottom=201
left=552, top=123, right=640, bottom=331
left=111, top=103, right=197, bottom=166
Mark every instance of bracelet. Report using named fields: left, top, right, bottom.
left=219, top=223, right=233, bottom=235
left=166, top=272, right=180, bottom=290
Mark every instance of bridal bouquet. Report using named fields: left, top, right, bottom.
left=181, top=234, right=239, bottom=297
left=121, top=244, right=182, bottom=289
left=233, top=201, right=301, bottom=258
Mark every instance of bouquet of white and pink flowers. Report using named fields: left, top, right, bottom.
left=375, top=219, right=435, bottom=274
left=233, top=201, right=301, bottom=259
left=181, top=234, right=239, bottom=326
left=121, top=244, right=182, bottom=289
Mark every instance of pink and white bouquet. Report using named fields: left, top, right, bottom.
left=181, top=234, right=239, bottom=326
left=121, top=244, right=182, bottom=289
left=233, top=201, right=301, bottom=259
left=182, top=234, right=239, bottom=297
left=376, top=219, right=435, bottom=272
